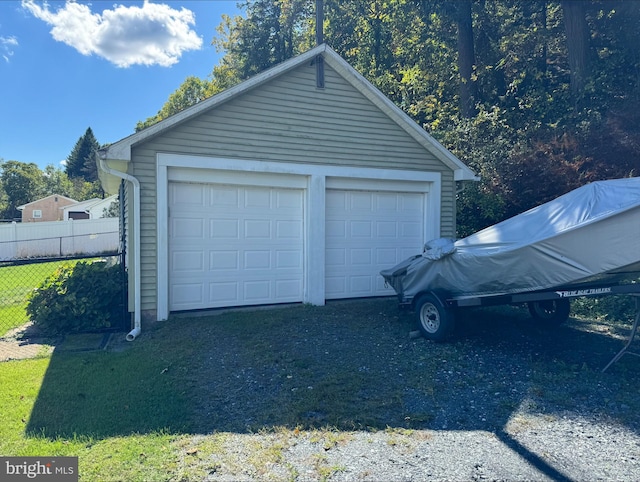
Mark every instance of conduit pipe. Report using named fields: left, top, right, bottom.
left=98, top=155, right=141, bottom=341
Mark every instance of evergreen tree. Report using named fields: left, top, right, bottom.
left=66, top=127, right=100, bottom=182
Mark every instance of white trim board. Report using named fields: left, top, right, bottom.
left=156, top=153, right=441, bottom=320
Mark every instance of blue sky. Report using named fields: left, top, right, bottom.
left=0, top=0, right=242, bottom=170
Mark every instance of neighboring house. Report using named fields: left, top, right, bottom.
left=62, top=195, right=118, bottom=220
left=97, top=44, right=477, bottom=336
left=17, top=194, right=78, bottom=222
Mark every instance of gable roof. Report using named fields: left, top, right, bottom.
left=61, top=195, right=117, bottom=213
left=99, top=44, right=477, bottom=181
left=17, top=194, right=78, bottom=210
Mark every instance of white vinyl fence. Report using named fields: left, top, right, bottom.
left=0, top=218, right=119, bottom=261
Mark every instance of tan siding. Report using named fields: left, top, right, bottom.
left=130, top=61, right=457, bottom=313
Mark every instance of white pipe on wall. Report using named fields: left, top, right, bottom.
left=98, top=155, right=142, bottom=341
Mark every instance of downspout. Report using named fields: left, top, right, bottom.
left=98, top=154, right=142, bottom=341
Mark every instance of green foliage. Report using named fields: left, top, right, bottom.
left=42, top=164, right=74, bottom=198
left=0, top=260, right=77, bottom=337
left=133, top=0, right=640, bottom=235
left=26, top=261, right=124, bottom=335
left=572, top=295, right=637, bottom=324
left=65, top=127, right=100, bottom=182
left=101, top=199, right=120, bottom=218
left=0, top=160, right=45, bottom=220
left=136, top=76, right=217, bottom=131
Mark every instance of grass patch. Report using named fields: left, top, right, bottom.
left=0, top=260, right=88, bottom=337
left=2, top=299, right=640, bottom=480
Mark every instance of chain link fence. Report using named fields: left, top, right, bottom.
left=0, top=251, right=128, bottom=361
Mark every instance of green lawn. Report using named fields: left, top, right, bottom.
left=0, top=356, right=181, bottom=480
left=0, top=260, right=85, bottom=337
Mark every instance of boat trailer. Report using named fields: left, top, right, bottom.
left=398, top=281, right=640, bottom=372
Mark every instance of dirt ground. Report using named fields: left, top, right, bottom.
left=0, top=322, right=117, bottom=361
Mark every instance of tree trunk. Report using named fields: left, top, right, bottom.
left=456, top=0, right=478, bottom=118
left=561, top=0, right=591, bottom=106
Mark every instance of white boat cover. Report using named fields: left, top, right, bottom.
left=381, top=177, right=640, bottom=301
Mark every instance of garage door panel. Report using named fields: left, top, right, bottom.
left=400, top=193, right=424, bottom=212
left=376, top=248, right=397, bottom=265
left=210, top=251, right=238, bottom=270
left=351, top=249, right=372, bottom=265
left=171, top=283, right=204, bottom=309
left=277, top=220, right=303, bottom=238
left=211, top=219, right=239, bottom=238
left=276, top=250, right=302, bottom=268
left=350, top=221, right=372, bottom=237
left=375, top=192, right=399, bottom=211
left=244, top=188, right=271, bottom=207
left=169, top=183, right=304, bottom=310
left=401, top=221, right=422, bottom=237
left=350, top=192, right=374, bottom=210
left=244, top=250, right=270, bottom=269
left=349, top=275, right=372, bottom=293
left=277, top=190, right=303, bottom=208
left=244, top=280, right=271, bottom=300
left=326, top=220, right=346, bottom=238
left=377, top=221, right=397, bottom=237
left=210, top=186, right=239, bottom=206
left=244, top=219, right=271, bottom=238
left=326, top=189, right=425, bottom=299
left=173, top=218, right=205, bottom=238
left=172, top=183, right=205, bottom=206
left=326, top=248, right=346, bottom=267
left=172, top=251, right=205, bottom=271
left=325, top=276, right=346, bottom=296
left=209, top=282, right=239, bottom=303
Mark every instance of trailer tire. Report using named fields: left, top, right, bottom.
left=415, top=293, right=455, bottom=341
left=527, top=299, right=571, bottom=326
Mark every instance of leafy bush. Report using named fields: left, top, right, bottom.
left=27, top=260, right=124, bottom=335
left=572, top=295, right=637, bottom=324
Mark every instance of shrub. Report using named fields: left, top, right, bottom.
left=27, top=260, right=124, bottom=335
left=572, top=295, right=637, bottom=324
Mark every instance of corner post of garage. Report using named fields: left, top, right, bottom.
left=156, top=160, right=170, bottom=321
left=306, top=174, right=326, bottom=305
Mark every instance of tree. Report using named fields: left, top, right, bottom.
left=561, top=0, right=592, bottom=106
left=136, top=76, right=216, bottom=132
left=454, top=0, right=478, bottom=117
left=66, top=127, right=100, bottom=181
left=0, top=160, right=45, bottom=220
left=42, top=164, right=74, bottom=198
left=221, top=0, right=313, bottom=79
left=133, top=0, right=640, bottom=235
left=102, top=199, right=120, bottom=218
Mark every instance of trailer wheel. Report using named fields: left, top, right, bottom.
left=415, top=293, right=455, bottom=341
left=527, top=299, right=571, bottom=326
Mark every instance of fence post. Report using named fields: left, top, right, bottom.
left=11, top=222, right=18, bottom=260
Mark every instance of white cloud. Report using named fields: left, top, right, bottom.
left=0, top=35, right=18, bottom=63
left=22, top=1, right=203, bottom=67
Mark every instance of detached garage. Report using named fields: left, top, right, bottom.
left=97, top=44, right=476, bottom=338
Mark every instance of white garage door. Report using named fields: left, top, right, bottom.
left=325, top=189, right=425, bottom=299
left=169, top=182, right=304, bottom=310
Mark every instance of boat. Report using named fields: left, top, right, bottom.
left=380, top=177, right=640, bottom=341
left=382, top=177, right=640, bottom=302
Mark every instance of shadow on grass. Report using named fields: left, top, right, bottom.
left=25, top=333, right=193, bottom=439
left=25, top=300, right=640, bottom=447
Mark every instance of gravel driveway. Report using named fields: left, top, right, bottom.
left=163, top=298, right=640, bottom=481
